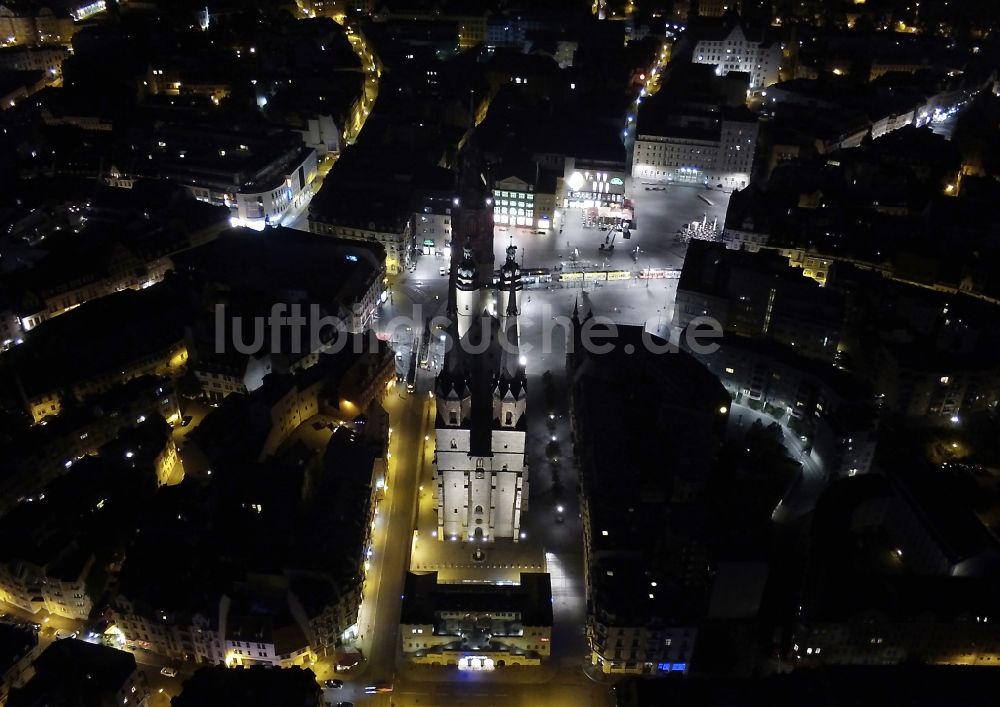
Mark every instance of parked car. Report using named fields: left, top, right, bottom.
left=160, top=667, right=178, bottom=678
left=323, top=679, right=343, bottom=688
left=180, top=415, right=192, bottom=427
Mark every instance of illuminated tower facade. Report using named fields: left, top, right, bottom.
left=434, top=248, right=528, bottom=542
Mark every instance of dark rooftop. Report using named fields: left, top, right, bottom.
left=401, top=571, right=553, bottom=627
left=174, top=226, right=385, bottom=304
left=8, top=640, right=138, bottom=707
left=171, top=665, right=321, bottom=707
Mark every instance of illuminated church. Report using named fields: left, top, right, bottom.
left=433, top=244, right=528, bottom=542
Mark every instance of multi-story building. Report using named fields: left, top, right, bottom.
left=188, top=340, right=394, bottom=465
left=109, top=417, right=178, bottom=488
left=152, top=124, right=318, bottom=230
left=0, top=3, right=93, bottom=47
left=12, top=285, right=191, bottom=423
left=684, top=333, right=879, bottom=478
left=176, top=226, right=386, bottom=337
left=0, top=551, right=94, bottom=621
left=4, top=183, right=228, bottom=337
left=413, top=166, right=456, bottom=255
left=871, top=343, right=1000, bottom=421
left=309, top=186, right=414, bottom=274
left=562, top=156, right=630, bottom=210
left=114, top=422, right=385, bottom=667
left=0, top=625, right=39, bottom=707
left=0, top=46, right=67, bottom=77
left=0, top=377, right=181, bottom=513
left=792, top=473, right=1000, bottom=668
left=688, top=18, right=781, bottom=90
left=399, top=572, right=553, bottom=668
left=632, top=105, right=758, bottom=190
left=111, top=603, right=224, bottom=666
left=223, top=616, right=314, bottom=669
left=568, top=320, right=731, bottom=675
left=434, top=245, right=528, bottom=542
left=493, top=164, right=558, bottom=232
left=6, top=640, right=149, bottom=707
left=673, top=240, right=845, bottom=364
left=452, top=13, right=487, bottom=49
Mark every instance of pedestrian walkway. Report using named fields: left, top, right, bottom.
left=410, top=537, right=546, bottom=583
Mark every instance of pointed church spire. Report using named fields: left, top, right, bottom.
left=500, top=276, right=523, bottom=382
left=446, top=262, right=458, bottom=315
left=506, top=279, right=519, bottom=318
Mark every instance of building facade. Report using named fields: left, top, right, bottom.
left=0, top=554, right=94, bottom=621
left=399, top=572, right=553, bottom=669
left=684, top=334, right=879, bottom=478
left=563, top=157, right=629, bottom=210
left=493, top=170, right=557, bottom=232
left=309, top=209, right=414, bottom=275
left=632, top=109, right=758, bottom=189
left=690, top=21, right=781, bottom=89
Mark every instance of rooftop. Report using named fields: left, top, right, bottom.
left=171, top=665, right=321, bottom=707
left=400, top=571, right=553, bottom=627
left=8, top=640, right=138, bottom=707
left=174, top=226, right=385, bottom=304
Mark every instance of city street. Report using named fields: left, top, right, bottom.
left=285, top=22, right=381, bottom=233
left=727, top=402, right=830, bottom=524
left=355, top=380, right=433, bottom=679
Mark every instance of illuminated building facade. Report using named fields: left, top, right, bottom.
left=399, top=572, right=553, bottom=667
left=493, top=168, right=557, bottom=231
left=434, top=245, right=528, bottom=543
left=562, top=157, right=629, bottom=209
left=690, top=20, right=781, bottom=89
left=632, top=107, right=758, bottom=189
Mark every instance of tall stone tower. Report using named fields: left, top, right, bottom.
left=455, top=243, right=480, bottom=340
left=497, top=244, right=522, bottom=332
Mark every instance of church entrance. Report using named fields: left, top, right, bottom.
left=473, top=527, right=484, bottom=541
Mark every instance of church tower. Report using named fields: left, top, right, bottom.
left=497, top=244, right=523, bottom=332
left=455, top=243, right=480, bottom=340
left=493, top=276, right=527, bottom=430
left=437, top=273, right=472, bottom=428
